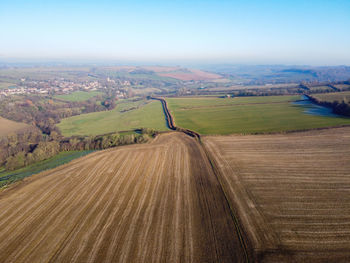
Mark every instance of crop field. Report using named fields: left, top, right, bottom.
left=167, top=96, right=350, bottom=135
left=0, top=133, right=246, bottom=262
left=54, top=91, right=103, bottom=102
left=204, top=127, right=350, bottom=261
left=57, top=99, right=168, bottom=136
left=312, top=91, right=350, bottom=103
left=0, top=117, right=30, bottom=137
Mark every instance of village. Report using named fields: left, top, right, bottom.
left=0, top=77, right=128, bottom=98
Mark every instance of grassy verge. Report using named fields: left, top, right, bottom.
left=0, top=151, right=93, bottom=188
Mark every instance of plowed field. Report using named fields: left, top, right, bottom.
left=204, top=127, right=350, bottom=262
left=0, top=133, right=246, bottom=263
left=0, top=117, right=30, bottom=137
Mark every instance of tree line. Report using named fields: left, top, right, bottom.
left=0, top=93, right=157, bottom=171
left=0, top=128, right=157, bottom=171
left=0, top=94, right=116, bottom=135
left=306, top=95, right=350, bottom=117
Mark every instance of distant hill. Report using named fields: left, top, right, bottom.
left=100, top=65, right=223, bottom=81
left=200, top=65, right=350, bottom=84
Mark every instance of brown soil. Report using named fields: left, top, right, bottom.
left=0, top=117, right=30, bottom=137
left=0, top=132, right=246, bottom=263
left=204, top=127, right=350, bottom=262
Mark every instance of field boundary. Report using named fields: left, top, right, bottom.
left=200, top=141, right=251, bottom=262
left=204, top=128, right=350, bottom=261
left=153, top=96, right=250, bottom=262
left=154, top=95, right=350, bottom=261
left=151, top=97, right=202, bottom=139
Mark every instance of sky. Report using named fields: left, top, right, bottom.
left=1, top=0, right=350, bottom=65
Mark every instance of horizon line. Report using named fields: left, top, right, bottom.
left=0, top=57, right=349, bottom=68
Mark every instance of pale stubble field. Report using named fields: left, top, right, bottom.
left=204, top=127, right=350, bottom=262
left=0, top=133, right=246, bottom=263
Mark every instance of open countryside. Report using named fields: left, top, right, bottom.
left=58, top=99, right=168, bottom=136
left=54, top=91, right=104, bottom=102
left=204, top=127, right=350, bottom=262
left=1, top=70, right=350, bottom=261
left=1, top=0, right=350, bottom=261
left=167, top=96, right=350, bottom=135
left=0, top=133, right=246, bottom=262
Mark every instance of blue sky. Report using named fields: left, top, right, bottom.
left=1, top=0, right=350, bottom=65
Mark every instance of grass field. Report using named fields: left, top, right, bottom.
left=131, top=87, right=163, bottom=95
left=312, top=91, right=350, bottom=103
left=0, top=151, right=93, bottom=187
left=0, top=117, right=30, bottom=137
left=0, top=133, right=246, bottom=262
left=54, top=91, right=103, bottom=102
left=57, top=99, right=168, bottom=136
left=167, top=95, right=350, bottom=135
left=204, top=127, right=350, bottom=261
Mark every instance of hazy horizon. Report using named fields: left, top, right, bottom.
left=1, top=57, right=350, bottom=68
left=1, top=0, right=350, bottom=66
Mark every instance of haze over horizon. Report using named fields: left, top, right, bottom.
left=1, top=0, right=350, bottom=66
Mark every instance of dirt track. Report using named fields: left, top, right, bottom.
left=0, top=132, right=246, bottom=263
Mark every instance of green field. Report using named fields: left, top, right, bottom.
left=167, top=96, right=350, bottom=135
left=0, top=151, right=93, bottom=187
left=58, top=99, right=168, bottom=136
left=54, top=91, right=103, bottom=102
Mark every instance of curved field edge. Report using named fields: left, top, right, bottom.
left=203, top=127, right=350, bottom=262
left=57, top=99, right=169, bottom=136
left=166, top=96, right=350, bottom=135
left=0, top=132, right=247, bottom=262
left=0, top=151, right=94, bottom=188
